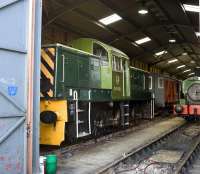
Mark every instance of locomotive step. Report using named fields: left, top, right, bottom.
left=123, top=104, right=129, bottom=107
left=77, top=109, right=85, bottom=112
left=78, top=132, right=90, bottom=137
left=78, top=120, right=85, bottom=124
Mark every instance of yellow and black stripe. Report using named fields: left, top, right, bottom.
left=40, top=47, right=55, bottom=98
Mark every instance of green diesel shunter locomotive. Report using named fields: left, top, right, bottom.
left=40, top=39, right=153, bottom=145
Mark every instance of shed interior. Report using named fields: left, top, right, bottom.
left=42, top=0, right=200, bottom=79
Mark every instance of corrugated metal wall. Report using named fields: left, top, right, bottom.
left=0, top=0, right=41, bottom=173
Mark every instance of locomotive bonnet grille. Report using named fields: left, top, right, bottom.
left=40, top=47, right=55, bottom=98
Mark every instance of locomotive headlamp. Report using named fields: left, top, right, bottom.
left=175, top=105, right=183, bottom=113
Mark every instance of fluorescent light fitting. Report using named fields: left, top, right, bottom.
left=131, top=42, right=139, bottom=47
left=155, top=50, right=167, bottom=56
left=168, top=59, right=178, bottom=63
left=99, top=13, right=122, bottom=25
left=183, top=69, right=191, bottom=73
left=138, top=9, right=148, bottom=14
left=196, top=32, right=200, bottom=37
left=188, top=72, right=195, bottom=76
left=169, top=39, right=176, bottom=43
left=183, top=4, right=200, bottom=13
left=197, top=66, right=200, bottom=68
left=182, top=52, right=188, bottom=56
left=176, top=65, right=186, bottom=69
left=135, top=37, right=151, bottom=45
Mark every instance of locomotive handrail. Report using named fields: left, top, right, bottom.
left=62, top=54, right=65, bottom=82
left=73, top=90, right=78, bottom=100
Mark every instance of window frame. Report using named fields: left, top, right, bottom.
left=149, top=76, right=153, bottom=90
left=158, top=77, right=164, bottom=89
left=93, top=43, right=109, bottom=66
left=143, top=75, right=146, bottom=90
left=112, top=55, right=124, bottom=72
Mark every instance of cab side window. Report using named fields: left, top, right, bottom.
left=158, top=77, right=164, bottom=89
left=93, top=43, right=108, bottom=66
left=112, top=55, right=123, bottom=72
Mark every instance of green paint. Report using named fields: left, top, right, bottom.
left=42, top=44, right=111, bottom=101
left=70, top=38, right=131, bottom=100
left=182, top=78, right=200, bottom=95
left=112, top=71, right=123, bottom=99
left=130, top=67, right=151, bottom=100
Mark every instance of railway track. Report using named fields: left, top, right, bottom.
left=40, top=117, right=170, bottom=156
left=176, top=135, right=200, bottom=174
left=98, top=122, right=200, bottom=174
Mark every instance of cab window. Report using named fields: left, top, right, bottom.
left=93, top=43, right=108, bottom=66
left=158, top=77, right=164, bottom=89
left=112, top=55, right=123, bottom=72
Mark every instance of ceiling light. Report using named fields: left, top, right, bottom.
left=155, top=50, right=167, bottom=56
left=138, top=9, right=148, bottom=15
left=183, top=69, right=191, bottom=73
left=188, top=72, right=195, bottom=76
left=191, top=60, right=195, bottom=64
left=168, top=59, right=178, bottom=63
left=138, top=3, right=148, bottom=15
left=169, top=39, right=176, bottom=43
left=135, top=37, right=151, bottom=45
left=99, top=13, right=122, bottom=25
left=176, top=65, right=186, bottom=69
left=131, top=42, right=139, bottom=47
left=183, top=4, right=200, bottom=13
left=196, top=32, right=200, bottom=37
left=197, top=66, right=200, bottom=68
left=182, top=52, right=188, bottom=56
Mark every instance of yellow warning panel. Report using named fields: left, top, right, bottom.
left=40, top=100, right=68, bottom=145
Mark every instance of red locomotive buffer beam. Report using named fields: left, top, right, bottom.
left=174, top=105, right=200, bottom=116
left=189, top=105, right=200, bottom=115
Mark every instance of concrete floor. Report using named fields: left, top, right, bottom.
left=57, top=117, right=185, bottom=174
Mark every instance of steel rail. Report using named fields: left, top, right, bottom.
left=97, top=122, right=186, bottom=174
left=175, top=136, right=200, bottom=174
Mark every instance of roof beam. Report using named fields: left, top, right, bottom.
left=152, top=0, right=200, bottom=66
left=43, top=0, right=92, bottom=28
left=150, top=53, right=195, bottom=66
left=134, top=42, right=200, bottom=59
left=53, top=0, right=151, bottom=52
left=70, top=9, right=146, bottom=51
left=52, top=21, right=99, bottom=39
left=108, top=23, right=199, bottom=44
left=99, top=0, right=194, bottom=78
left=99, top=0, right=162, bottom=45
